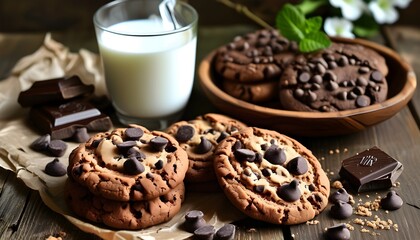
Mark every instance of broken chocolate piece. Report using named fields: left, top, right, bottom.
left=18, top=76, right=94, bottom=107
left=380, top=191, right=403, bottom=210
left=73, top=127, right=90, bottom=143
left=183, top=210, right=207, bottom=233
left=194, top=225, right=215, bottom=240
left=325, top=224, right=350, bottom=240
left=29, top=100, right=112, bottom=140
left=215, top=223, right=236, bottom=240
left=48, top=139, right=67, bottom=157
left=30, top=134, right=51, bottom=151
left=339, top=146, right=403, bottom=192
left=44, top=158, right=66, bottom=176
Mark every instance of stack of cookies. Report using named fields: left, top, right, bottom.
left=66, top=125, right=188, bottom=230
left=213, top=29, right=389, bottom=112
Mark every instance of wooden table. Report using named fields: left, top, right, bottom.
left=0, top=25, right=419, bottom=240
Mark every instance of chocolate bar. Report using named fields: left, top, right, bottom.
left=30, top=100, right=112, bottom=140
left=18, top=76, right=94, bottom=107
left=338, top=146, right=403, bottom=192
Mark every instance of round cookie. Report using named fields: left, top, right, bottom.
left=65, top=179, right=185, bottom=230
left=166, top=113, right=247, bottom=183
left=213, top=127, right=330, bottom=225
left=68, top=125, right=188, bottom=201
left=279, top=42, right=388, bottom=112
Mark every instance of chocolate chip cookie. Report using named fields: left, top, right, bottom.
left=279, top=42, right=388, bottom=112
left=65, top=178, right=185, bottom=230
left=213, top=127, right=330, bottom=224
left=68, top=125, right=188, bottom=201
left=166, top=113, right=247, bottom=185
left=214, top=29, right=298, bottom=102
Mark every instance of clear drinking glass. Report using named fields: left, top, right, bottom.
left=93, top=0, right=198, bottom=129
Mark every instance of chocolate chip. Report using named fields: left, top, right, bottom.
left=215, top=223, right=236, bottom=240
left=217, top=132, right=229, bottom=143
left=356, top=76, right=368, bottom=86
left=316, top=63, right=326, bottom=75
left=254, top=152, right=262, bottom=163
left=165, top=144, right=177, bottom=152
left=329, top=188, right=350, bottom=204
left=264, top=145, right=286, bottom=165
left=286, top=156, right=308, bottom=175
left=125, top=127, right=144, bottom=141
left=48, top=140, right=67, bottom=157
left=370, top=70, right=383, bottom=82
left=328, top=61, right=337, bottom=69
left=299, top=72, right=311, bottom=83
left=358, top=66, right=370, bottom=74
left=261, top=168, right=271, bottom=177
left=154, top=159, right=164, bottom=170
left=338, top=56, right=348, bottom=66
left=123, top=157, right=145, bottom=175
left=91, top=139, right=102, bottom=148
left=254, top=185, right=265, bottom=193
left=324, top=71, right=337, bottom=81
left=263, top=65, right=276, bottom=78
left=184, top=210, right=207, bottom=233
left=235, top=149, right=256, bottom=162
left=311, top=74, right=323, bottom=84
left=44, top=158, right=66, bottom=176
left=347, top=91, right=357, bottom=100
left=117, top=141, right=137, bottom=154
left=277, top=179, right=301, bottom=202
left=325, top=224, right=351, bottom=240
left=127, top=147, right=146, bottom=159
left=311, top=83, right=321, bottom=91
left=327, top=81, right=339, bottom=91
left=149, top=136, right=168, bottom=152
left=73, top=165, right=84, bottom=176
left=336, top=91, right=347, bottom=100
left=194, top=225, right=215, bottom=240
left=294, top=88, right=305, bottom=99
left=132, top=182, right=143, bottom=192
left=30, top=134, right=51, bottom=151
left=355, top=95, right=371, bottom=107
left=175, top=125, right=195, bottom=142
left=330, top=200, right=353, bottom=219
left=352, top=86, right=365, bottom=95
left=380, top=191, right=403, bottom=210
left=306, top=90, right=317, bottom=102
left=73, top=128, right=90, bottom=143
left=323, top=53, right=335, bottom=61
left=196, top=137, right=213, bottom=154
left=232, top=140, right=242, bottom=151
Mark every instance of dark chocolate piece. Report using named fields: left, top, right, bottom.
left=48, top=140, right=67, bottom=157
left=264, top=144, right=286, bottom=165
left=30, top=134, right=51, bottom=151
left=116, top=141, right=137, bottom=154
left=277, top=179, right=301, bottom=202
left=125, top=127, right=143, bottom=141
left=149, top=136, right=168, bottom=152
left=175, top=125, right=195, bottom=142
left=73, top=127, right=90, bottom=143
left=195, top=137, right=212, bottom=154
left=18, top=76, right=94, bottom=107
left=215, top=223, right=236, bottom=240
left=183, top=210, right=207, bottom=233
left=330, top=200, right=353, bottom=219
left=127, top=147, right=146, bottom=160
left=329, top=188, right=350, bottom=204
left=325, top=224, right=350, bottom=240
left=29, top=100, right=112, bottom=140
left=380, top=191, right=403, bottom=210
left=123, top=157, right=145, bottom=175
left=216, top=131, right=229, bottom=143
left=234, top=149, right=256, bottom=162
left=194, top=225, right=215, bottom=240
left=286, top=156, right=308, bottom=175
left=339, top=146, right=403, bottom=192
left=44, top=158, right=66, bottom=176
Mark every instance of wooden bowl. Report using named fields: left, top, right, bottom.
left=198, top=37, right=417, bottom=137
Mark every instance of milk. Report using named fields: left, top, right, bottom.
left=98, top=18, right=197, bottom=118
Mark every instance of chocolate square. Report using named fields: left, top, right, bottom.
left=339, top=146, right=403, bottom=192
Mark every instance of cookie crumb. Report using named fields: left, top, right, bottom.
left=306, top=220, right=319, bottom=225
left=246, top=228, right=257, bottom=233
left=332, top=180, right=343, bottom=189
left=345, top=223, right=355, bottom=231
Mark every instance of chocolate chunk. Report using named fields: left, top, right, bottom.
left=330, top=200, right=353, bottom=219
left=195, top=137, right=213, bottom=154
left=125, top=127, right=143, bottom=141
left=337, top=56, right=349, bottom=66
left=44, top=158, right=66, bottom=176
left=154, top=159, right=164, bottom=170
left=215, top=223, right=236, bottom=240
left=30, top=134, right=51, bottom=151
left=91, top=139, right=102, bottom=148
left=217, top=132, right=229, bottom=143
left=184, top=210, right=207, bottom=233
left=336, top=91, right=347, bottom=100
left=356, top=76, right=368, bottom=86
left=194, top=225, right=215, bottom=240
left=261, top=168, right=271, bottom=177
left=127, top=147, right=146, bottom=160
left=325, top=224, right=350, bottom=240
left=254, top=185, right=265, bottom=193
left=232, top=140, right=242, bottom=151
left=29, top=100, right=112, bottom=140
left=277, top=179, right=301, bottom=202
left=380, top=191, right=403, bottom=210
left=123, top=157, right=145, bottom=175
left=355, top=95, right=371, bottom=107
left=324, top=71, right=337, bottom=81
left=235, top=149, right=256, bottom=162
left=73, top=128, right=90, bottom=143
left=294, top=88, right=305, bottom=98
left=175, top=125, right=195, bottom=142
left=311, top=75, right=323, bottom=84
left=164, top=144, right=177, bottom=153
left=370, top=70, right=383, bottom=82
left=17, top=76, right=94, bottom=107
left=329, top=188, right=350, bottom=204
left=117, top=141, right=137, bottom=154
left=264, top=145, right=286, bottom=165
left=299, top=72, right=311, bottom=83
left=326, top=81, right=339, bottom=91
left=286, top=156, right=308, bottom=175
left=339, top=146, right=403, bottom=192
left=358, top=66, right=370, bottom=74
left=149, top=136, right=168, bottom=152
left=48, top=140, right=67, bottom=157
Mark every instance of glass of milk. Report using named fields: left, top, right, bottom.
left=93, top=0, right=198, bottom=129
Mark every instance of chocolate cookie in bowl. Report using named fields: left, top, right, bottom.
left=213, top=29, right=298, bottom=103
left=278, top=42, right=389, bottom=112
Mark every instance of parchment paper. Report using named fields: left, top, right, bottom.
left=0, top=34, right=244, bottom=240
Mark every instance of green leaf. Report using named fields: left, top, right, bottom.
left=305, top=16, right=323, bottom=34
left=299, top=32, right=331, bottom=52
left=295, top=0, right=327, bottom=15
left=276, top=3, right=306, bottom=41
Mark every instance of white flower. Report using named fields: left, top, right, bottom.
left=329, top=0, right=366, bottom=21
left=392, top=0, right=411, bottom=8
left=369, top=0, right=399, bottom=24
left=324, top=17, right=355, bottom=38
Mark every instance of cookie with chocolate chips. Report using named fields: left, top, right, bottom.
left=67, top=125, right=188, bottom=201
left=65, top=178, right=184, bottom=230
left=214, top=29, right=298, bottom=102
left=279, top=42, right=388, bottom=112
left=166, top=113, right=247, bottom=187
left=213, top=127, right=330, bottom=225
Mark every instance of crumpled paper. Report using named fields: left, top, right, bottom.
left=0, top=34, right=244, bottom=239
